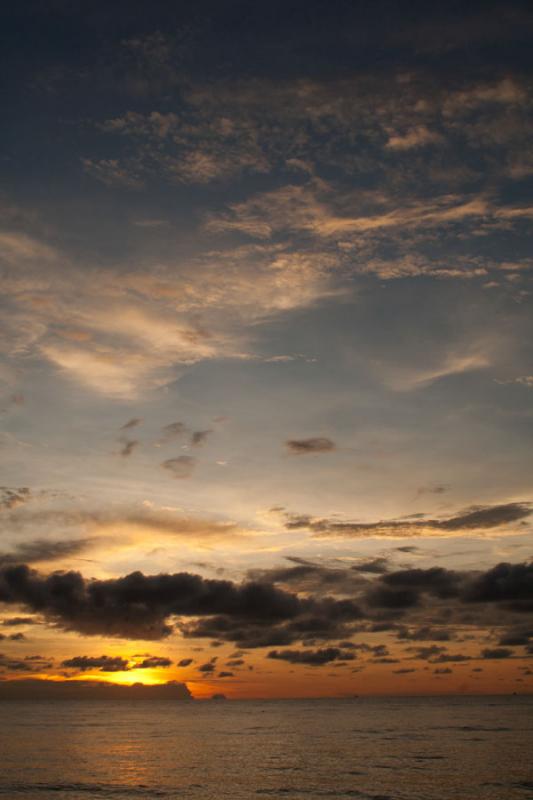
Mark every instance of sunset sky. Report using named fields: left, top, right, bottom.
left=1, top=0, right=532, bottom=699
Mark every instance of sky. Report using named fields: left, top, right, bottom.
left=0, top=0, right=532, bottom=699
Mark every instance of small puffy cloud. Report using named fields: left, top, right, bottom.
left=162, top=456, right=196, bottom=479
left=177, top=658, right=193, bottom=667
left=121, top=418, right=142, bottom=430
left=118, top=438, right=138, bottom=457
left=133, top=656, right=172, bottom=668
left=61, top=655, right=130, bottom=672
left=385, top=126, right=442, bottom=150
left=190, top=430, right=213, bottom=447
left=285, top=437, right=336, bottom=455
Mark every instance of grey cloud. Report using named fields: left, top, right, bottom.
left=285, top=437, right=336, bottom=455
left=282, top=502, right=532, bottom=538
left=0, top=537, right=97, bottom=566
left=0, top=487, right=31, bottom=512
left=161, top=456, right=196, bottom=479
left=118, top=438, right=138, bottom=457
left=121, top=418, right=142, bottom=430
left=190, top=429, right=213, bottom=447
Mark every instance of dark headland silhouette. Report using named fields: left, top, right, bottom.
left=0, top=679, right=192, bottom=701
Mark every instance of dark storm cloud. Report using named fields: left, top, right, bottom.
left=0, top=559, right=531, bottom=646
left=268, top=647, right=356, bottom=666
left=285, top=438, right=336, bottom=455
left=281, top=503, right=532, bottom=538
left=161, top=456, right=196, bottom=479
left=61, top=655, right=130, bottom=672
left=0, top=487, right=31, bottom=512
left=0, top=563, right=360, bottom=641
left=462, top=562, right=533, bottom=611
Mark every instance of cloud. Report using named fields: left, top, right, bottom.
left=118, top=438, right=138, bottom=458
left=81, top=158, right=143, bottom=188
left=481, top=648, right=513, bottom=660
left=268, top=647, right=356, bottom=666
left=121, top=418, right=142, bottom=430
left=0, top=487, right=31, bottom=512
left=0, top=558, right=532, bottom=652
left=0, top=537, right=98, bottom=567
left=177, top=658, right=193, bottom=667
left=385, top=126, right=442, bottom=150
left=160, top=422, right=188, bottom=442
left=280, top=502, right=532, bottom=539
left=285, top=437, right=336, bottom=455
left=133, top=655, right=172, bottom=668
left=162, top=456, right=196, bottom=479
left=190, top=430, right=213, bottom=447
left=61, top=655, right=130, bottom=672
left=0, top=563, right=362, bottom=641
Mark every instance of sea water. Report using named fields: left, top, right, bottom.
left=0, top=696, right=531, bottom=799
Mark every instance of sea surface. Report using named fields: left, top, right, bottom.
left=0, top=696, right=532, bottom=799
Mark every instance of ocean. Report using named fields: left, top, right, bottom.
left=0, top=696, right=531, bottom=799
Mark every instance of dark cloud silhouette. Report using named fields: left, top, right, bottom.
left=162, top=456, right=196, bottom=479
left=463, top=562, right=533, bottom=611
left=281, top=502, right=532, bottom=538
left=134, top=656, right=172, bottom=668
left=434, top=667, right=453, bottom=674
left=190, top=429, right=213, bottom=447
left=0, top=537, right=96, bottom=567
left=218, top=671, right=233, bottom=677
left=285, top=437, right=336, bottom=455
left=1, top=559, right=531, bottom=650
left=177, top=658, right=193, bottom=667
left=198, top=661, right=216, bottom=673
left=62, top=655, right=130, bottom=672
left=1, top=616, right=37, bottom=626
left=481, top=647, right=513, bottom=659
left=268, top=647, right=356, bottom=666
left=0, top=563, right=360, bottom=641
left=352, top=558, right=389, bottom=574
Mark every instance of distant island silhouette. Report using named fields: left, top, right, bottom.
left=0, top=679, right=192, bottom=701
